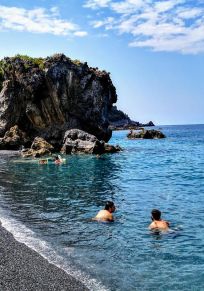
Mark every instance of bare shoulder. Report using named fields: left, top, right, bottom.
left=94, top=210, right=114, bottom=222
left=95, top=210, right=106, bottom=217
left=149, top=220, right=170, bottom=230
left=148, top=222, right=156, bottom=229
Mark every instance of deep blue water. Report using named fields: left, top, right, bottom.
left=0, top=124, right=204, bottom=290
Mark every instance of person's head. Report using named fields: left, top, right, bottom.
left=55, top=156, right=59, bottom=160
left=151, top=209, right=161, bottom=221
left=104, top=201, right=115, bottom=213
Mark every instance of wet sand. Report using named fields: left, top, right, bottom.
left=0, top=223, right=88, bottom=291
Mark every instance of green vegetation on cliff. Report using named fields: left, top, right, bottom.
left=0, top=54, right=44, bottom=74
left=12, top=54, right=45, bottom=69
left=0, top=54, right=109, bottom=93
left=0, top=55, right=45, bottom=91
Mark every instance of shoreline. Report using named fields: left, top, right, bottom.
left=0, top=223, right=88, bottom=291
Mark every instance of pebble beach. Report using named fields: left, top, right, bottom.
left=0, top=223, right=88, bottom=291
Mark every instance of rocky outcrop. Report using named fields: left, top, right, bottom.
left=61, top=129, right=121, bottom=154
left=0, top=54, right=117, bottom=151
left=109, top=106, right=154, bottom=130
left=0, top=125, right=30, bottom=150
left=142, top=121, right=155, bottom=127
left=127, top=129, right=166, bottom=139
left=103, top=143, right=122, bottom=154
left=21, top=137, right=54, bottom=157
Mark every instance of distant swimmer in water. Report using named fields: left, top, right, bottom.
left=54, top=155, right=63, bottom=165
left=39, top=159, right=48, bottom=165
left=148, top=209, right=170, bottom=231
left=93, top=201, right=116, bottom=222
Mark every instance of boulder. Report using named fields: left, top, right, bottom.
left=127, top=129, right=166, bottom=139
left=0, top=125, right=30, bottom=150
left=21, top=137, right=54, bottom=157
left=61, top=129, right=121, bottom=154
left=104, top=143, right=122, bottom=153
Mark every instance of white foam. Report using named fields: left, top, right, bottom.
left=0, top=206, right=108, bottom=291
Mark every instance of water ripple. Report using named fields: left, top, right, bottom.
left=0, top=125, right=204, bottom=290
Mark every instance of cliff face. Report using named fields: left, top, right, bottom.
left=108, top=106, right=132, bottom=126
left=0, top=54, right=117, bottom=149
left=109, top=106, right=154, bottom=130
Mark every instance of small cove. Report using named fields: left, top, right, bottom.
left=0, top=124, right=204, bottom=291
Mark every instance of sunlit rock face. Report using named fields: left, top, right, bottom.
left=127, top=129, right=166, bottom=139
left=0, top=125, right=30, bottom=150
left=21, top=137, right=54, bottom=158
left=61, top=129, right=122, bottom=155
left=0, top=54, right=117, bottom=150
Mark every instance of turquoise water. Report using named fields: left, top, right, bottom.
left=0, top=124, right=204, bottom=290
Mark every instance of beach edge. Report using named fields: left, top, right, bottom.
left=0, top=223, right=88, bottom=291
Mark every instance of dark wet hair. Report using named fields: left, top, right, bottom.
left=151, top=209, right=161, bottom=220
left=55, top=156, right=59, bottom=160
left=104, top=201, right=115, bottom=210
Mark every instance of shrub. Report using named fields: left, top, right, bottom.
left=13, top=54, right=45, bottom=69
left=73, top=59, right=82, bottom=66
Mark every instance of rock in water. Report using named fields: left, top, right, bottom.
left=22, top=137, right=54, bottom=157
left=127, top=129, right=166, bottom=139
left=61, top=129, right=121, bottom=154
left=0, top=54, right=117, bottom=150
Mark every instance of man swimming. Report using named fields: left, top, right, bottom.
left=148, top=209, right=169, bottom=231
left=93, top=201, right=116, bottom=222
left=39, top=159, right=48, bottom=165
left=54, top=155, right=63, bottom=164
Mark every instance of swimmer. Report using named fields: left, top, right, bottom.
left=54, top=155, right=62, bottom=164
left=93, top=201, right=116, bottom=222
left=148, top=209, right=170, bottom=231
left=39, top=159, right=48, bottom=165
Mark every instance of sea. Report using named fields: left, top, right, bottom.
left=0, top=124, right=204, bottom=291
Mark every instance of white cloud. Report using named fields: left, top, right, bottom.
left=111, top=0, right=144, bottom=14
left=91, top=17, right=115, bottom=29
left=83, top=0, right=111, bottom=9
left=84, top=0, right=204, bottom=54
left=177, top=8, right=203, bottom=19
left=0, top=5, right=87, bottom=37
left=154, top=0, right=184, bottom=13
left=74, top=31, right=88, bottom=37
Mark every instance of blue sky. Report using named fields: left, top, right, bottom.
left=0, top=0, right=204, bottom=125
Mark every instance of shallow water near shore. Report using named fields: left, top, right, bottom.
left=0, top=124, right=204, bottom=290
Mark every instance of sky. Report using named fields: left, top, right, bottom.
left=0, top=0, right=204, bottom=125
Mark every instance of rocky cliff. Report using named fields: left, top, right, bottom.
left=0, top=54, right=117, bottom=150
left=109, top=106, right=154, bottom=130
